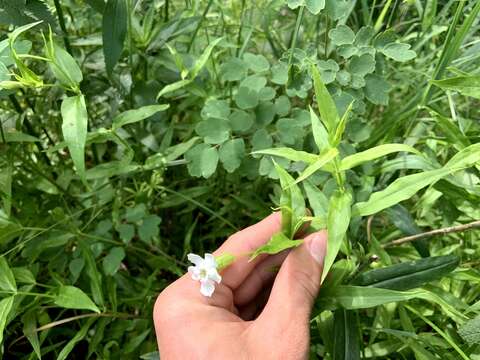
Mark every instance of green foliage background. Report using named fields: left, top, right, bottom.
left=1, top=0, right=480, bottom=358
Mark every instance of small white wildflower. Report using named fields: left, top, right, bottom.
left=187, top=253, right=222, bottom=297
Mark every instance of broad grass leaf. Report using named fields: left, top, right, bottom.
left=3, top=131, right=39, bottom=142
left=57, top=317, right=97, bottom=360
left=311, top=63, right=339, bottom=133
left=102, top=0, right=127, bottom=74
left=444, top=142, right=480, bottom=170
left=0, top=256, right=16, bottom=292
left=429, top=109, right=470, bottom=150
left=352, top=168, right=450, bottom=217
left=353, top=255, right=459, bottom=290
left=189, top=37, right=223, bottom=79
left=54, top=285, right=100, bottom=312
left=458, top=314, right=480, bottom=345
left=333, top=309, right=360, bottom=360
left=309, top=106, right=329, bottom=153
left=340, top=144, right=420, bottom=170
left=252, top=147, right=317, bottom=164
left=156, top=79, right=192, bottom=99
left=322, top=189, right=352, bottom=282
left=292, top=148, right=338, bottom=185
left=431, top=75, right=480, bottom=99
left=250, top=232, right=303, bottom=260
left=61, top=95, right=88, bottom=180
left=0, top=296, right=14, bottom=346
left=112, top=104, right=169, bottom=130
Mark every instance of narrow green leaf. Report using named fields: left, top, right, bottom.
left=292, top=148, right=338, bottom=185
left=444, top=142, right=480, bottom=170
left=333, top=309, right=360, bottom=360
left=274, top=162, right=306, bottom=239
left=311, top=63, right=339, bottom=133
left=322, top=189, right=352, bottom=282
left=340, top=144, right=421, bottom=170
left=431, top=75, right=480, bottom=99
left=112, top=104, right=169, bottom=130
left=352, top=168, right=450, bottom=217
left=102, top=0, right=127, bottom=74
left=429, top=109, right=470, bottom=150
left=250, top=232, right=303, bottom=260
left=156, top=79, right=192, bottom=99
left=189, top=37, right=223, bottom=79
left=0, top=256, right=17, bottom=292
left=252, top=147, right=318, bottom=164
left=46, top=38, right=83, bottom=89
left=0, top=296, right=14, bottom=346
left=353, top=255, right=459, bottom=290
left=57, top=317, right=97, bottom=360
left=309, top=106, right=329, bottom=153
left=61, top=95, right=88, bottom=180
left=22, top=311, right=41, bottom=359
left=331, top=101, right=353, bottom=146
left=79, top=241, right=104, bottom=307
left=3, top=131, right=40, bottom=142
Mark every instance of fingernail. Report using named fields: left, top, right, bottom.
left=308, top=232, right=326, bottom=265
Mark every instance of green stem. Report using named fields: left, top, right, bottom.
left=0, top=290, right=54, bottom=298
left=288, top=6, right=304, bottom=72
left=126, top=0, right=134, bottom=107
left=187, top=0, right=214, bottom=52
left=53, top=0, right=73, bottom=54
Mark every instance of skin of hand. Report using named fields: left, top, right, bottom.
left=153, top=212, right=327, bottom=360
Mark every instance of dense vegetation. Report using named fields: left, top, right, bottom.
left=1, top=0, right=480, bottom=358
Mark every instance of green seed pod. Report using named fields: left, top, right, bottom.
left=352, top=255, right=460, bottom=291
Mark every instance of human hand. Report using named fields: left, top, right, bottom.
left=153, top=213, right=327, bottom=360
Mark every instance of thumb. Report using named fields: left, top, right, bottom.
left=259, top=231, right=327, bottom=325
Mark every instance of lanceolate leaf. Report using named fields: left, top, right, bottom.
left=340, top=144, right=420, bottom=170
left=54, top=285, right=100, bottom=313
left=156, top=79, right=192, bottom=99
left=0, top=296, right=14, bottom=346
left=333, top=309, right=360, bottom=360
left=252, top=147, right=318, bottom=164
left=322, top=190, right=352, bottom=282
left=102, top=0, right=127, bottom=74
left=189, top=37, right=223, bottom=79
left=275, top=162, right=306, bottom=239
left=250, top=232, right=303, bottom=260
left=112, top=104, right=169, bottom=130
left=311, top=63, right=339, bottom=133
left=352, top=168, right=449, bottom=217
left=431, top=75, right=480, bottom=99
left=60, top=95, right=88, bottom=180
left=57, top=317, right=97, bottom=360
left=292, top=148, right=338, bottom=185
left=0, top=256, right=17, bottom=292
left=309, top=106, right=329, bottom=153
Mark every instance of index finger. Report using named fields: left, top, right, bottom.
left=214, top=212, right=282, bottom=290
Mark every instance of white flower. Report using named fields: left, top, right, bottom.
left=187, top=253, right=222, bottom=297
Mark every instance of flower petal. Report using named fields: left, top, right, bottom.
left=200, top=279, right=215, bottom=297
left=187, top=253, right=204, bottom=266
left=207, top=268, right=222, bottom=284
left=188, top=266, right=201, bottom=281
left=204, top=253, right=217, bottom=268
